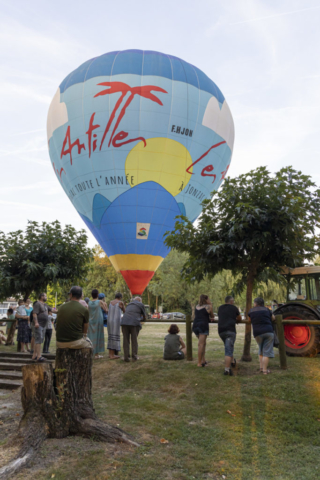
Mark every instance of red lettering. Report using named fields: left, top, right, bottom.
left=221, top=164, right=230, bottom=180
left=52, top=163, right=65, bottom=180
left=186, top=141, right=226, bottom=175
left=95, top=82, right=167, bottom=150
left=86, top=113, right=100, bottom=158
left=201, top=164, right=216, bottom=183
left=61, top=126, right=85, bottom=165
left=112, top=131, right=146, bottom=148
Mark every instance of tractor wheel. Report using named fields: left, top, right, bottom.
left=279, top=306, right=320, bottom=357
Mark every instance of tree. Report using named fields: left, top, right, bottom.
left=2, top=350, right=137, bottom=478
left=45, top=283, right=69, bottom=308
left=165, top=166, right=320, bottom=360
left=0, top=220, right=93, bottom=301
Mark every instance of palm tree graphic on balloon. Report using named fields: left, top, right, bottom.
left=94, top=81, right=167, bottom=149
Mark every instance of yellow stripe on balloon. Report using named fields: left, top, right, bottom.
left=109, top=254, right=164, bottom=272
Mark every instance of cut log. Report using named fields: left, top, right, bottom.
left=0, top=348, right=138, bottom=479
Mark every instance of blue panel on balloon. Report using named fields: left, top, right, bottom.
left=92, top=194, right=111, bottom=227
left=59, top=50, right=225, bottom=102
left=81, top=182, right=180, bottom=257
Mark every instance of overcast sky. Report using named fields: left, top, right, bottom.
left=1, top=0, right=320, bottom=246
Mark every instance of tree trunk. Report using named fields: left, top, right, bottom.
left=0, top=348, right=138, bottom=479
left=23, top=292, right=32, bottom=303
left=156, top=295, right=158, bottom=312
left=241, top=274, right=254, bottom=362
left=190, top=303, right=196, bottom=321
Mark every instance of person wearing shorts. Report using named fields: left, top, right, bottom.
left=218, top=296, right=242, bottom=376
left=192, top=295, right=214, bottom=367
left=248, top=297, right=275, bottom=375
left=34, top=323, right=46, bottom=345
left=163, top=324, right=186, bottom=360
left=32, top=293, right=49, bottom=362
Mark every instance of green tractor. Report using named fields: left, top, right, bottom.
left=274, top=266, right=320, bottom=357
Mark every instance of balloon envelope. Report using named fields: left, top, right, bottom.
left=47, top=50, right=234, bottom=294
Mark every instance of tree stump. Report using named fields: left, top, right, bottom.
left=0, top=348, right=138, bottom=479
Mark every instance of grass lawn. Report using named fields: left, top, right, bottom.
left=2, top=324, right=320, bottom=480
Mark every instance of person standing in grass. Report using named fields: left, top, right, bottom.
left=98, top=293, right=108, bottom=326
left=43, top=306, right=54, bottom=354
left=108, top=292, right=125, bottom=359
left=25, top=298, right=33, bottom=351
left=88, top=289, right=107, bottom=359
left=192, top=295, right=214, bottom=367
left=15, top=299, right=30, bottom=353
left=121, top=296, right=146, bottom=362
left=218, top=296, right=242, bottom=376
left=163, top=324, right=186, bottom=360
left=248, top=297, right=275, bottom=375
left=31, top=293, right=49, bottom=362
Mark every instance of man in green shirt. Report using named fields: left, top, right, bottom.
left=56, top=286, right=92, bottom=349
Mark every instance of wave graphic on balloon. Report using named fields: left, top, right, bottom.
left=47, top=50, right=235, bottom=294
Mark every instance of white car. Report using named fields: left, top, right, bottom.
left=0, top=308, right=8, bottom=321
left=162, top=312, right=186, bottom=320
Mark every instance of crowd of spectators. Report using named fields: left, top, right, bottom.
left=1, top=290, right=276, bottom=373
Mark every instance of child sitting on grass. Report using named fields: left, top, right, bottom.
left=0, top=330, right=7, bottom=344
left=163, top=324, right=186, bottom=360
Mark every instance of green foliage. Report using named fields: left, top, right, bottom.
left=45, top=283, right=70, bottom=308
left=0, top=220, right=93, bottom=300
left=81, top=247, right=286, bottom=314
left=165, top=166, right=320, bottom=288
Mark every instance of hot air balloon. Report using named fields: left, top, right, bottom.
left=47, top=50, right=234, bottom=295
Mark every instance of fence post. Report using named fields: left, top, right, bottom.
left=275, top=314, right=287, bottom=370
left=186, top=315, right=193, bottom=361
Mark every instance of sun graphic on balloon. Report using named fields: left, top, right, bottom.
left=125, top=137, right=193, bottom=196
